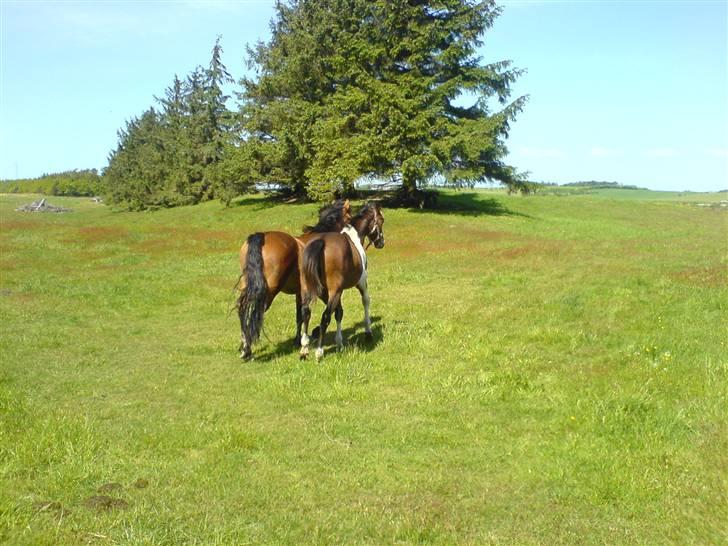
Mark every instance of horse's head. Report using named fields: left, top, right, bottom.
left=365, top=202, right=385, bottom=249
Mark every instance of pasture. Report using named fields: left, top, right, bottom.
left=1, top=189, right=726, bottom=544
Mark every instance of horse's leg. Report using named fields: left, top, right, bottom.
left=357, top=281, right=372, bottom=338
left=315, top=290, right=340, bottom=360
left=334, top=301, right=345, bottom=351
left=299, top=299, right=312, bottom=360
left=294, top=291, right=302, bottom=347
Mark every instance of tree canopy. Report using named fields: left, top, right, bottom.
left=103, top=2, right=526, bottom=208
left=239, top=0, right=527, bottom=201
left=104, top=38, right=247, bottom=209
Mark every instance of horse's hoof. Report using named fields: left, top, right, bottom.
left=365, top=331, right=374, bottom=341
left=240, top=352, right=253, bottom=362
left=315, top=348, right=324, bottom=361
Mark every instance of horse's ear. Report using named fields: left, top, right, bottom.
left=343, top=199, right=350, bottom=213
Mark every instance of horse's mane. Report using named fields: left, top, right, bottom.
left=302, top=199, right=349, bottom=233
left=352, top=202, right=375, bottom=222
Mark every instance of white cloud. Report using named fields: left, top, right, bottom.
left=644, top=147, right=679, bottom=158
left=705, top=147, right=728, bottom=158
left=590, top=146, right=620, bottom=158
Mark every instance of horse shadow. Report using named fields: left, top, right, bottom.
left=251, top=316, right=384, bottom=362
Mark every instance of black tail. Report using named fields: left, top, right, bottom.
left=238, top=233, right=268, bottom=348
left=302, top=238, right=325, bottom=305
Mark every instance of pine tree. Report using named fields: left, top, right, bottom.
left=104, top=109, right=178, bottom=209
left=105, top=38, right=242, bottom=209
left=240, top=0, right=527, bottom=202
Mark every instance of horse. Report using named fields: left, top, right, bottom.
left=299, top=202, right=385, bottom=360
left=237, top=199, right=352, bottom=360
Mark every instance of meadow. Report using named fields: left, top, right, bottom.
left=0, top=188, right=726, bottom=545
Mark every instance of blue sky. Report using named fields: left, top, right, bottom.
left=1, top=0, right=726, bottom=191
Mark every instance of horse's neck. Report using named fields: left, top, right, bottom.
left=341, top=225, right=367, bottom=279
left=350, top=216, right=369, bottom=244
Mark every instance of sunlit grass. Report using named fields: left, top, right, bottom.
left=1, top=190, right=726, bottom=544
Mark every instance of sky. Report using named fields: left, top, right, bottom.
left=0, top=0, right=726, bottom=192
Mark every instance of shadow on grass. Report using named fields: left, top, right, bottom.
left=409, top=192, right=530, bottom=218
left=250, top=316, right=384, bottom=362
left=228, top=195, right=283, bottom=211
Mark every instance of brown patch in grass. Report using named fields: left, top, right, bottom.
left=83, top=495, right=129, bottom=511
left=136, top=227, right=237, bottom=256
left=0, top=220, right=36, bottom=231
left=394, top=229, right=516, bottom=259
left=154, top=226, right=237, bottom=243
left=671, top=265, right=727, bottom=287
left=136, top=237, right=179, bottom=254
left=132, top=478, right=149, bottom=489
left=77, top=226, right=129, bottom=242
left=97, top=482, right=123, bottom=494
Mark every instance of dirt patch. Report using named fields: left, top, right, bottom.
left=84, top=495, right=129, bottom=511
left=97, top=482, right=123, bottom=494
left=132, top=478, right=149, bottom=489
left=671, top=265, right=727, bottom=287
left=77, top=226, right=129, bottom=243
left=0, top=220, right=36, bottom=231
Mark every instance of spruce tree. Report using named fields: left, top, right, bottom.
left=104, top=109, right=176, bottom=210
left=105, top=38, right=241, bottom=209
left=240, top=0, right=527, bottom=202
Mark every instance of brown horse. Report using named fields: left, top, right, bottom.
left=299, top=202, right=385, bottom=360
left=237, top=200, right=351, bottom=360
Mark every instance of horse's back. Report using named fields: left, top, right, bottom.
left=319, top=232, right=362, bottom=290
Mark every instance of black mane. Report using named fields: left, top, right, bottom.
left=303, top=199, right=349, bottom=233
left=352, top=202, right=375, bottom=222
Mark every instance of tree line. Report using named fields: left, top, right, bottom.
left=0, top=169, right=103, bottom=197
left=5, top=1, right=528, bottom=209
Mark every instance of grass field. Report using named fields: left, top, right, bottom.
left=1, top=188, right=726, bottom=545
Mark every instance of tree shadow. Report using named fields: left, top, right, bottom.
left=228, top=195, right=283, bottom=211
left=408, top=192, right=530, bottom=218
left=249, top=316, right=384, bottom=362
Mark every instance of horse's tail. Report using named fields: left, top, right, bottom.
left=238, top=233, right=268, bottom=347
left=302, top=238, right=325, bottom=304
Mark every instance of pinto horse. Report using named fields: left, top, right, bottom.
left=299, top=202, right=385, bottom=360
left=237, top=200, right=351, bottom=360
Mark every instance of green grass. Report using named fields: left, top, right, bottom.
left=1, top=190, right=726, bottom=544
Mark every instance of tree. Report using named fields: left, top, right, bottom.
left=104, top=109, right=181, bottom=210
left=239, top=0, right=527, bottom=202
left=105, top=38, right=245, bottom=209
